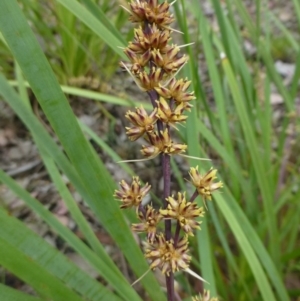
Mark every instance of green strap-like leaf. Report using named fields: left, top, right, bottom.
left=0, top=239, right=85, bottom=301
left=221, top=55, right=279, bottom=261
left=79, top=0, right=126, bottom=44
left=0, top=208, right=121, bottom=301
left=0, top=284, right=44, bottom=301
left=0, top=166, right=139, bottom=301
left=9, top=81, right=152, bottom=109
left=214, top=191, right=277, bottom=301
left=55, top=0, right=126, bottom=57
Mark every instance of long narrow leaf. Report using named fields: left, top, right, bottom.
left=214, top=192, right=277, bottom=301
left=55, top=0, right=126, bottom=57
left=9, top=81, right=152, bottom=109
left=0, top=208, right=121, bottom=301
left=0, top=238, right=85, bottom=301
left=221, top=54, right=279, bottom=262
left=0, top=167, right=139, bottom=301
left=0, top=284, right=44, bottom=301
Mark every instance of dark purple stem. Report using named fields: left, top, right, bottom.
left=162, top=153, right=171, bottom=238
left=147, top=90, right=158, bottom=108
left=148, top=88, right=174, bottom=301
left=138, top=204, right=146, bottom=217
left=162, top=153, right=174, bottom=301
left=173, top=221, right=181, bottom=247
left=189, top=189, right=199, bottom=203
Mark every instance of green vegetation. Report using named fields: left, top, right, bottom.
left=0, top=0, right=299, bottom=300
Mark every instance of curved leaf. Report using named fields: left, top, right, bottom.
left=0, top=284, right=44, bottom=301
left=0, top=239, right=85, bottom=301
left=55, top=0, right=126, bottom=57
left=0, top=208, right=121, bottom=301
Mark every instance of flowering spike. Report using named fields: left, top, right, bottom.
left=160, top=192, right=205, bottom=236
left=144, top=234, right=191, bottom=275
left=114, top=177, right=151, bottom=209
left=116, top=0, right=224, bottom=298
left=156, top=97, right=188, bottom=128
left=189, top=167, right=223, bottom=203
left=141, top=129, right=187, bottom=158
left=155, top=77, right=196, bottom=102
left=125, top=106, right=157, bottom=141
left=132, top=205, right=162, bottom=243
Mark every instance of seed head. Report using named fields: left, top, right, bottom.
left=155, top=77, right=195, bottom=103
left=160, top=192, right=205, bottom=236
left=128, top=24, right=171, bottom=54
left=140, top=67, right=166, bottom=91
left=128, top=0, right=175, bottom=28
left=124, top=47, right=152, bottom=68
left=132, top=205, right=162, bottom=243
left=156, top=97, right=188, bottom=128
left=144, top=234, right=191, bottom=275
left=189, top=167, right=223, bottom=201
left=151, top=46, right=188, bottom=73
left=114, top=177, right=151, bottom=209
left=141, top=129, right=187, bottom=158
left=125, top=106, right=158, bottom=141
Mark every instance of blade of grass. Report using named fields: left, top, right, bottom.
left=231, top=0, right=295, bottom=112
left=196, top=6, right=240, bottom=197
left=174, top=0, right=216, bottom=130
left=9, top=81, right=152, bottom=109
left=15, top=61, right=30, bottom=109
left=0, top=284, right=44, bottom=301
left=196, top=118, right=257, bottom=209
left=0, top=208, right=121, bottom=301
left=79, top=121, right=134, bottom=176
left=0, top=238, right=85, bottom=301
left=291, top=0, right=300, bottom=29
left=13, top=59, right=129, bottom=273
left=13, top=61, right=117, bottom=266
left=209, top=204, right=254, bottom=301
left=0, top=167, right=141, bottom=301
left=290, top=51, right=300, bottom=100
left=79, top=0, right=126, bottom=44
left=214, top=187, right=290, bottom=301
left=40, top=146, right=121, bottom=261
left=55, top=0, right=126, bottom=57
left=79, top=120, right=162, bottom=207
left=220, top=53, right=279, bottom=262
left=185, top=86, right=217, bottom=294
left=209, top=0, right=256, bottom=110
left=268, top=12, right=299, bottom=51
left=213, top=192, right=277, bottom=301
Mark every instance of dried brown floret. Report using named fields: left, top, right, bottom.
left=114, top=177, right=151, bottom=209
left=125, top=106, right=157, bottom=141
left=132, top=205, right=162, bottom=243
left=144, top=234, right=191, bottom=275
left=160, top=192, right=205, bottom=236
left=189, top=167, right=223, bottom=202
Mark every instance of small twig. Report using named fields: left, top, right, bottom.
left=6, top=159, right=42, bottom=176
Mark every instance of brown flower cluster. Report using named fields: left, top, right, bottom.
left=160, top=192, right=205, bottom=236
left=115, top=0, right=223, bottom=284
left=121, top=0, right=195, bottom=160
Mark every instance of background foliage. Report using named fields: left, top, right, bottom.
left=0, top=0, right=299, bottom=300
